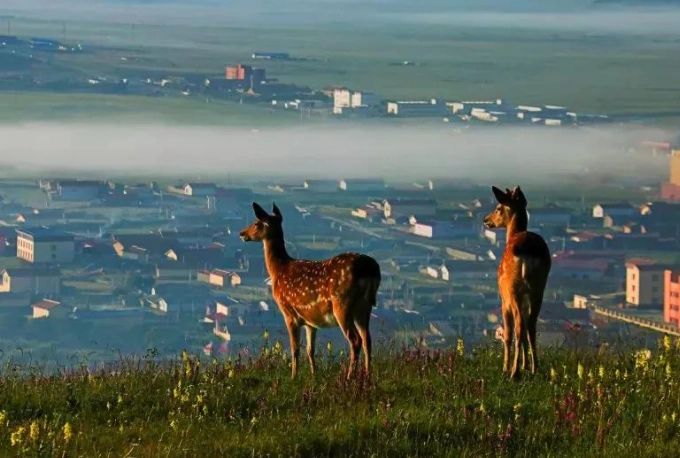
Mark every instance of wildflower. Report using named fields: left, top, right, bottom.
left=10, top=426, right=25, bottom=447
left=577, top=363, right=584, bottom=381
left=663, top=335, right=672, bottom=352
left=635, top=349, right=651, bottom=371
left=513, top=403, right=522, bottom=420
left=456, top=338, right=465, bottom=357
left=180, top=393, right=190, bottom=404
left=0, top=410, right=7, bottom=427
left=327, top=342, right=333, bottom=354
left=667, top=363, right=673, bottom=379
left=273, top=341, right=283, bottom=356
left=480, top=402, right=487, bottom=414
left=615, top=369, right=621, bottom=380
left=117, top=394, right=123, bottom=405
left=181, top=350, right=190, bottom=362
left=29, top=421, right=39, bottom=442
left=598, top=365, right=606, bottom=379
left=228, top=369, right=234, bottom=378
left=550, top=367, right=558, bottom=384
left=250, top=416, right=259, bottom=427
left=63, top=422, right=73, bottom=443
left=170, top=419, right=178, bottom=431
left=263, top=330, right=270, bottom=340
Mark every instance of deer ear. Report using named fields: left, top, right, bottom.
left=512, top=186, right=527, bottom=207
left=252, top=202, right=269, bottom=220
left=492, top=186, right=510, bottom=205
left=272, top=202, right=283, bottom=221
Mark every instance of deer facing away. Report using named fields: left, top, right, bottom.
left=239, top=202, right=381, bottom=380
left=483, top=186, right=551, bottom=380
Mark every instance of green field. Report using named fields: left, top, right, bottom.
left=2, top=14, right=680, bottom=123
left=0, top=338, right=678, bottom=457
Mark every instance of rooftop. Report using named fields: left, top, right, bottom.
left=32, top=299, right=61, bottom=310
left=16, top=227, right=74, bottom=242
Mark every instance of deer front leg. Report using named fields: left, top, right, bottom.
left=305, top=325, right=317, bottom=376
left=285, top=320, right=301, bottom=379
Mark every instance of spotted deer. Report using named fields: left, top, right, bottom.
left=483, top=186, right=551, bottom=380
left=239, top=202, right=381, bottom=380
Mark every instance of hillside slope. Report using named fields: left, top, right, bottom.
left=0, top=339, right=678, bottom=457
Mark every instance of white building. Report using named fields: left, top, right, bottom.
left=386, top=99, right=449, bottom=117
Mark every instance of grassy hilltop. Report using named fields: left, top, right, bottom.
left=0, top=338, right=679, bottom=457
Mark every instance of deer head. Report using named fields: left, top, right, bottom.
left=239, top=202, right=284, bottom=242
left=483, top=185, right=527, bottom=229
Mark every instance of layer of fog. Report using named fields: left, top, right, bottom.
left=0, top=122, right=668, bottom=185
left=4, top=0, right=680, bottom=36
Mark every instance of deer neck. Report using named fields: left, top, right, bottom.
left=506, top=210, right=528, bottom=243
left=262, top=235, right=291, bottom=278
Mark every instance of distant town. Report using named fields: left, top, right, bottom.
left=0, top=34, right=616, bottom=126
left=2, top=141, right=680, bottom=367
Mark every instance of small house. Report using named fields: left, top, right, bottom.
left=592, top=202, right=636, bottom=219
left=183, top=183, right=217, bottom=197
left=32, top=299, right=65, bottom=319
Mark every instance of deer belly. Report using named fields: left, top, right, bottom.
left=295, top=300, right=337, bottom=329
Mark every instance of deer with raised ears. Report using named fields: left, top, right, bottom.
left=239, top=202, right=381, bottom=380
left=483, top=186, right=551, bottom=380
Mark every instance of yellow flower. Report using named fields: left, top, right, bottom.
left=598, top=366, right=606, bottom=379
left=663, top=335, right=672, bottom=352
left=479, top=402, right=486, bottom=414
left=666, top=363, right=673, bottom=378
left=181, top=350, right=190, bottom=363
left=326, top=342, right=333, bottom=353
left=263, top=330, right=270, bottom=340
left=615, top=369, right=621, bottom=380
left=0, top=410, right=7, bottom=426
left=29, top=421, right=39, bottom=442
left=63, top=422, right=73, bottom=443
left=228, top=369, right=234, bottom=378
left=456, top=338, right=465, bottom=357
left=577, top=363, right=584, bottom=381
left=550, top=367, right=558, bottom=383
left=10, top=426, right=25, bottom=447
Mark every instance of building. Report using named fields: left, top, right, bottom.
left=0, top=268, right=61, bottom=295
left=53, top=180, right=102, bottom=201
left=303, top=179, right=338, bottom=192
left=184, top=183, right=217, bottom=197
left=332, top=88, right=382, bottom=114
left=32, top=299, right=65, bottom=319
left=626, top=258, right=665, bottom=308
left=664, top=269, right=680, bottom=328
left=16, top=227, right=75, bottom=264
left=527, top=205, right=572, bottom=226
left=251, top=51, right=289, bottom=60
left=209, top=269, right=242, bottom=288
left=386, top=100, right=449, bottom=117
left=225, top=64, right=266, bottom=84
left=383, top=199, right=437, bottom=219
left=339, top=178, right=385, bottom=192
left=592, top=202, right=636, bottom=219
left=660, top=150, right=680, bottom=201
left=226, top=63, right=252, bottom=80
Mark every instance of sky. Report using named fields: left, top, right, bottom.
left=0, top=122, right=667, bottom=184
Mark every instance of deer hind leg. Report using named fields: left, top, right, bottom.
left=305, top=325, right=317, bottom=376
left=333, top=300, right=362, bottom=380
left=528, top=291, right=543, bottom=375
left=510, top=307, right=526, bottom=380
left=502, top=306, right=513, bottom=374
left=353, top=305, right=372, bottom=379
left=285, top=320, right=301, bottom=379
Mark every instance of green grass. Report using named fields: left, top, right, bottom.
left=3, top=16, right=680, bottom=123
left=1, top=338, right=679, bottom=457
